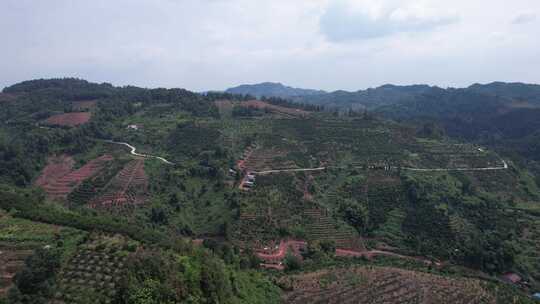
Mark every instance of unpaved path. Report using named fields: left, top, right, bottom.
left=104, top=140, right=174, bottom=165
left=398, top=159, right=508, bottom=172
left=335, top=249, right=441, bottom=266
left=256, top=240, right=307, bottom=261
left=256, top=239, right=441, bottom=267
left=253, top=158, right=508, bottom=175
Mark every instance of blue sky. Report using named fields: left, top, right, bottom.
left=0, top=0, right=539, bottom=92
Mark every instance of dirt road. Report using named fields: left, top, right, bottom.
left=104, top=140, right=174, bottom=165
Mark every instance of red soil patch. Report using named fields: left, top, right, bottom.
left=34, top=155, right=75, bottom=188
left=255, top=238, right=440, bottom=270
left=39, top=155, right=113, bottom=200
left=45, top=112, right=91, bottom=127
left=72, top=100, right=97, bottom=110
left=240, top=100, right=309, bottom=117
left=256, top=239, right=306, bottom=265
left=88, top=159, right=148, bottom=210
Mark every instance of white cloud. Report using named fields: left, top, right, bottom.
left=512, top=13, right=536, bottom=24
left=0, top=0, right=539, bottom=91
left=319, top=1, right=459, bottom=41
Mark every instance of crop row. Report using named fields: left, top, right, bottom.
left=88, top=159, right=148, bottom=210
left=41, top=155, right=114, bottom=200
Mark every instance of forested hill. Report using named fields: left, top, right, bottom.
left=293, top=84, right=438, bottom=110
left=225, top=82, right=326, bottom=98
left=227, top=81, right=540, bottom=112
left=468, top=82, right=540, bottom=104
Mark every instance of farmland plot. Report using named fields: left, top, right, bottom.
left=0, top=212, right=84, bottom=298
left=44, top=112, right=92, bottom=127
left=281, top=266, right=495, bottom=304
left=88, top=159, right=148, bottom=211
left=304, top=208, right=364, bottom=251
left=52, top=235, right=135, bottom=304
left=38, top=155, right=114, bottom=201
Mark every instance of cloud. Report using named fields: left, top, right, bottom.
left=512, top=13, right=536, bottom=24
left=319, top=1, right=458, bottom=42
left=0, top=0, right=539, bottom=91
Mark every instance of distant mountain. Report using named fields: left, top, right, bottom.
left=467, top=82, right=540, bottom=104
left=375, top=82, right=540, bottom=121
left=293, top=84, right=437, bottom=110
left=225, top=82, right=326, bottom=98
left=374, top=83, right=540, bottom=163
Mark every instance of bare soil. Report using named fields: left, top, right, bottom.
left=44, top=112, right=91, bottom=127
left=240, top=100, right=310, bottom=117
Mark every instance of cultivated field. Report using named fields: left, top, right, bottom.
left=45, top=112, right=92, bottom=127
left=304, top=208, right=364, bottom=251
left=239, top=100, right=310, bottom=118
left=88, top=159, right=148, bottom=211
left=34, top=155, right=75, bottom=188
left=52, top=234, right=135, bottom=304
left=0, top=212, right=84, bottom=297
left=281, top=266, right=495, bottom=304
left=38, top=155, right=114, bottom=200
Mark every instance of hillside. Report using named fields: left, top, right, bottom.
left=0, top=78, right=538, bottom=303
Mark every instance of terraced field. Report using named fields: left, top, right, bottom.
left=281, top=266, right=495, bottom=304
left=405, top=140, right=504, bottom=170
left=243, top=147, right=297, bottom=172
left=88, top=159, right=148, bottom=211
left=239, top=100, right=310, bottom=118
left=304, top=208, right=364, bottom=251
left=38, top=155, right=114, bottom=201
left=0, top=212, right=84, bottom=297
left=52, top=235, right=135, bottom=304
left=0, top=246, right=32, bottom=297
left=34, top=155, right=75, bottom=188
left=44, top=112, right=92, bottom=127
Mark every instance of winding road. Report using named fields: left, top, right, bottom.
left=104, top=140, right=174, bottom=165
left=255, top=239, right=442, bottom=268
left=399, top=158, right=508, bottom=172
left=253, top=158, right=509, bottom=175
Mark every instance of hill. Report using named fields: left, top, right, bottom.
left=226, top=82, right=326, bottom=98
left=0, top=78, right=538, bottom=303
left=294, top=84, right=438, bottom=110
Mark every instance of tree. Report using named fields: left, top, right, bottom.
left=338, top=199, right=369, bottom=234
left=9, top=247, right=61, bottom=303
left=283, top=253, right=301, bottom=271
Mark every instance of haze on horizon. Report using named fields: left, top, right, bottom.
left=1, top=0, right=539, bottom=92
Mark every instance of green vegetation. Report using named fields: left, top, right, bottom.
left=1, top=78, right=539, bottom=302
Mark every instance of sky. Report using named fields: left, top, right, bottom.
left=1, top=0, right=539, bottom=92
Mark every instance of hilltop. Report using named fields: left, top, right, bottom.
left=226, top=82, right=326, bottom=98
